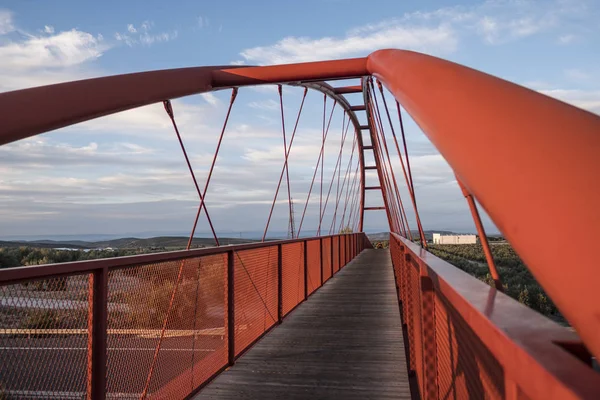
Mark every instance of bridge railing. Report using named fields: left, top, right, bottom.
left=389, top=233, right=599, bottom=400
left=0, top=232, right=367, bottom=399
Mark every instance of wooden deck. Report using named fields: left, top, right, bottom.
left=194, top=249, right=411, bottom=399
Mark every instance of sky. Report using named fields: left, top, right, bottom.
left=0, top=0, right=598, bottom=239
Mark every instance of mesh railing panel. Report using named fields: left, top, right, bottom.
left=340, top=236, right=346, bottom=268
left=106, top=254, right=227, bottom=399
left=389, top=237, right=403, bottom=301
left=233, top=246, right=278, bottom=357
left=408, top=258, right=422, bottom=387
left=281, top=242, right=305, bottom=316
left=306, top=240, right=321, bottom=295
left=332, top=236, right=340, bottom=273
left=0, top=234, right=361, bottom=399
left=322, top=239, right=332, bottom=283
left=435, top=292, right=504, bottom=399
left=0, top=275, right=90, bottom=398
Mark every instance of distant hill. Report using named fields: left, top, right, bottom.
left=0, top=236, right=258, bottom=250
left=368, top=230, right=457, bottom=242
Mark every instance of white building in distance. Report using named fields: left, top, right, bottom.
left=432, top=233, right=477, bottom=245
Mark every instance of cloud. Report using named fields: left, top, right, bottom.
left=201, top=92, right=220, bottom=106
left=197, top=16, right=209, bottom=29
left=237, top=0, right=591, bottom=64
left=557, top=34, right=576, bottom=44
left=0, top=13, right=108, bottom=92
left=248, top=99, right=280, bottom=111
left=539, top=88, right=600, bottom=115
left=114, top=20, right=178, bottom=47
left=240, top=24, right=457, bottom=64
left=0, top=9, right=14, bottom=34
left=0, top=29, right=107, bottom=71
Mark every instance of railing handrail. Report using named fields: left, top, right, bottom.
left=0, top=233, right=354, bottom=285
left=392, top=233, right=599, bottom=399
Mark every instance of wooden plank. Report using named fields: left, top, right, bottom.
left=194, top=249, right=411, bottom=399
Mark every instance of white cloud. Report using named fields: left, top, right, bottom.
left=230, top=60, right=245, bottom=66
left=237, top=0, right=591, bottom=64
left=0, top=14, right=108, bottom=92
left=240, top=24, right=457, bottom=64
left=540, top=88, right=600, bottom=115
left=0, top=29, right=107, bottom=71
left=248, top=99, right=280, bottom=111
left=557, top=34, right=576, bottom=44
left=0, top=9, right=14, bottom=34
left=115, top=20, right=178, bottom=47
left=201, top=92, right=220, bottom=106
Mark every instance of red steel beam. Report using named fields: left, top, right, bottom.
left=0, top=59, right=368, bottom=146
left=368, top=49, right=600, bottom=360
left=333, top=85, right=363, bottom=94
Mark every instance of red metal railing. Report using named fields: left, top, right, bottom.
left=389, top=233, right=600, bottom=399
left=0, top=233, right=366, bottom=399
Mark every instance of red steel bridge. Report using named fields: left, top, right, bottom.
left=0, top=49, right=599, bottom=399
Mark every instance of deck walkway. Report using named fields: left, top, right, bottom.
left=194, top=249, right=411, bottom=399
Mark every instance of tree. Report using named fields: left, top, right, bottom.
left=339, top=226, right=353, bottom=234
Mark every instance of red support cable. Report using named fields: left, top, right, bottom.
left=334, top=138, right=358, bottom=233
left=368, top=81, right=413, bottom=239
left=350, top=166, right=364, bottom=232
left=333, top=113, right=347, bottom=232
left=297, top=100, right=337, bottom=236
left=185, top=88, right=239, bottom=248
left=369, top=84, right=401, bottom=233
left=329, top=133, right=357, bottom=234
left=143, top=92, right=236, bottom=399
left=320, top=94, right=326, bottom=235
left=365, top=91, right=395, bottom=234
left=457, top=177, right=503, bottom=290
left=279, top=85, right=294, bottom=239
left=262, top=87, right=308, bottom=241
left=317, top=111, right=352, bottom=235
left=348, top=171, right=363, bottom=232
left=376, top=80, right=427, bottom=245
left=163, top=100, right=220, bottom=247
left=370, top=82, right=413, bottom=238
left=339, top=161, right=361, bottom=233
left=371, top=95, right=402, bottom=233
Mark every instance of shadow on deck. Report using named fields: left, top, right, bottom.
left=194, top=249, right=411, bottom=399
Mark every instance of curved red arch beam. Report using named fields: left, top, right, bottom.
left=367, top=49, right=600, bottom=361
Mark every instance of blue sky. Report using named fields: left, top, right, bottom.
left=0, top=0, right=598, bottom=239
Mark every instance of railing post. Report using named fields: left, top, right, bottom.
left=320, top=237, right=324, bottom=286
left=330, top=237, right=334, bottom=278
left=277, top=244, right=283, bottom=324
left=420, top=273, right=439, bottom=399
left=227, top=250, right=235, bottom=365
left=88, top=267, right=107, bottom=400
left=303, top=240, right=308, bottom=299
